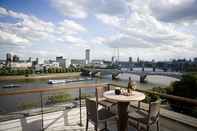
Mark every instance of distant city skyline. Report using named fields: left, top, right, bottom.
left=1, top=0, right=197, bottom=61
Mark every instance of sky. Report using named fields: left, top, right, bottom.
left=0, top=0, right=197, bottom=62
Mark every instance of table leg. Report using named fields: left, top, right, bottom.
left=117, top=102, right=129, bottom=131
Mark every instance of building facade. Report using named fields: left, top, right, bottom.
left=71, top=59, right=85, bottom=67
left=56, top=56, right=66, bottom=68
left=85, top=49, right=90, bottom=64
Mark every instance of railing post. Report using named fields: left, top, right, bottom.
left=40, top=92, right=44, bottom=131
left=107, top=83, right=110, bottom=91
left=79, top=88, right=83, bottom=126
left=95, top=87, right=99, bottom=125
left=95, top=87, right=98, bottom=107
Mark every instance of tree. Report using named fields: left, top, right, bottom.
left=167, top=74, right=197, bottom=115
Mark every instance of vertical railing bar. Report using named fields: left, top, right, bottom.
left=95, top=87, right=99, bottom=108
left=40, top=92, right=44, bottom=131
left=95, top=87, right=99, bottom=129
left=79, top=88, right=82, bottom=126
left=107, top=83, right=110, bottom=91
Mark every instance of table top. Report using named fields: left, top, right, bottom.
left=103, top=90, right=145, bottom=102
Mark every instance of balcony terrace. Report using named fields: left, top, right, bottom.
left=0, top=83, right=197, bottom=131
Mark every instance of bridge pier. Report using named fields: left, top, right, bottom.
left=153, top=67, right=156, bottom=72
left=112, top=73, right=120, bottom=80
left=140, top=74, right=147, bottom=83
left=129, top=57, right=133, bottom=71
left=112, top=74, right=116, bottom=80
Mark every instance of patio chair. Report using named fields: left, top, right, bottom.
left=90, top=86, right=117, bottom=109
left=85, top=98, right=116, bottom=131
left=128, top=100, right=160, bottom=131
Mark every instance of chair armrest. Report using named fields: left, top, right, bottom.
left=129, top=101, right=148, bottom=112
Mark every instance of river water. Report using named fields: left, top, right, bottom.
left=0, top=68, right=179, bottom=113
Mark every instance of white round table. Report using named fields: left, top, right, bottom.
left=103, top=90, right=145, bottom=131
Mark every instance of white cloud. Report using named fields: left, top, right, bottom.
left=57, top=20, right=86, bottom=35
left=0, top=7, right=8, bottom=16
left=92, top=0, right=129, bottom=16
left=0, top=6, right=87, bottom=47
left=150, top=0, right=197, bottom=22
left=93, top=0, right=197, bottom=60
left=50, top=0, right=88, bottom=19
left=0, top=30, right=29, bottom=45
left=50, top=0, right=129, bottom=19
left=98, top=10, right=194, bottom=49
left=96, top=14, right=122, bottom=27
left=1, top=0, right=197, bottom=61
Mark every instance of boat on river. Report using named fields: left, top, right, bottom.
left=2, top=84, right=21, bottom=88
left=48, top=78, right=93, bottom=84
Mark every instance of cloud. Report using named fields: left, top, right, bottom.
left=96, top=14, right=122, bottom=27
left=50, top=0, right=129, bottom=19
left=93, top=0, right=196, bottom=60
left=0, top=30, right=29, bottom=45
left=92, top=0, right=129, bottom=16
left=50, top=0, right=88, bottom=19
left=150, top=0, right=197, bottom=22
left=0, top=6, right=86, bottom=47
left=0, top=7, right=8, bottom=16
left=1, top=1, right=197, bottom=61
left=98, top=11, right=194, bottom=49
left=57, top=19, right=86, bottom=35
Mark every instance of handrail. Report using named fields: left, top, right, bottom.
left=0, top=83, right=107, bottom=96
left=0, top=82, right=108, bottom=129
left=1, top=82, right=197, bottom=106
left=109, top=83, right=197, bottom=106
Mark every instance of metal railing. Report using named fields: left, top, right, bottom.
left=0, top=83, right=107, bottom=130
left=1, top=82, right=197, bottom=130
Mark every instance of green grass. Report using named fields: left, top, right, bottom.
left=46, top=92, right=72, bottom=105
left=17, top=102, right=39, bottom=110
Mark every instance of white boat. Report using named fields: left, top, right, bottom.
left=48, top=78, right=92, bottom=84
left=2, top=84, right=21, bottom=88
left=48, top=80, right=66, bottom=84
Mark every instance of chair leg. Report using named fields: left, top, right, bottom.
left=146, top=125, right=150, bottom=131
left=157, top=121, right=160, bottom=131
left=85, top=119, right=89, bottom=131
left=105, top=121, right=107, bottom=130
left=94, top=124, right=98, bottom=131
left=137, top=121, right=139, bottom=131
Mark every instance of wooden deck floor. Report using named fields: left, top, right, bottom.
left=0, top=106, right=196, bottom=131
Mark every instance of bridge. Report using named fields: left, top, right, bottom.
left=81, top=68, right=121, bottom=79
left=122, top=70, right=182, bottom=82
left=81, top=68, right=183, bottom=83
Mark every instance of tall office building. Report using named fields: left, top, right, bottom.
left=28, top=57, right=32, bottom=62
left=6, top=53, right=12, bottom=67
left=35, top=58, right=39, bottom=65
left=13, top=55, right=20, bottom=62
left=85, top=49, right=90, bottom=64
left=111, top=56, right=115, bottom=64
left=137, top=57, right=140, bottom=63
left=56, top=56, right=66, bottom=68
left=129, top=57, right=132, bottom=63
left=6, top=53, right=12, bottom=62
